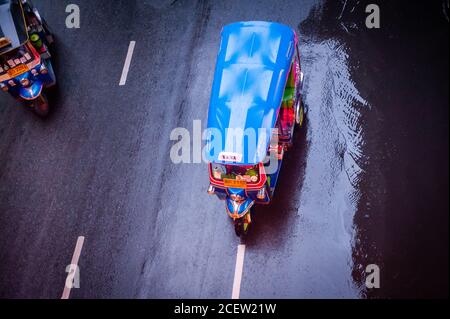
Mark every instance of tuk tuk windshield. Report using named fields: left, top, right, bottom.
left=211, top=163, right=260, bottom=183
left=0, top=0, right=28, bottom=54
left=0, top=44, right=34, bottom=76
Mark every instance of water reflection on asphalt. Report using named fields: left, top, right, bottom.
left=290, top=38, right=369, bottom=297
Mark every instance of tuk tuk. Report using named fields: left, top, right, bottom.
left=0, top=0, right=55, bottom=116
left=205, top=21, right=306, bottom=236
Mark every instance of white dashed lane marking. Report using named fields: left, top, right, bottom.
left=119, top=41, right=136, bottom=86
left=61, top=236, right=85, bottom=299
left=232, top=244, right=246, bottom=299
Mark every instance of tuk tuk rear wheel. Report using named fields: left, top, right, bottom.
left=295, top=98, right=304, bottom=127
left=234, top=212, right=251, bottom=237
left=32, top=94, right=50, bottom=118
left=234, top=219, right=247, bottom=237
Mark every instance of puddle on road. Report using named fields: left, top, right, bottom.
left=292, top=38, right=369, bottom=297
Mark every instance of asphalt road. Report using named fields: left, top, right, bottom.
left=0, top=0, right=448, bottom=298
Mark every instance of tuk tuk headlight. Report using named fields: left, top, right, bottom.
left=20, top=78, right=30, bottom=87
left=31, top=69, right=39, bottom=77
left=39, top=65, right=48, bottom=75
left=230, top=194, right=245, bottom=202
left=0, top=83, right=8, bottom=92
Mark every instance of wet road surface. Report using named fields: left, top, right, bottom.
left=0, top=0, right=448, bottom=298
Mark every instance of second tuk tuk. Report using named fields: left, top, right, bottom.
left=0, top=0, right=56, bottom=116
left=205, top=21, right=306, bottom=236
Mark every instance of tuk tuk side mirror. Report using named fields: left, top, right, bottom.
left=0, top=37, right=12, bottom=50
left=0, top=83, right=8, bottom=92
left=257, top=187, right=266, bottom=200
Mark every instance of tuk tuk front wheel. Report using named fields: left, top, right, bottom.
left=32, top=94, right=50, bottom=118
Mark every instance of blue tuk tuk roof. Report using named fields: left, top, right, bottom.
left=205, top=21, right=296, bottom=165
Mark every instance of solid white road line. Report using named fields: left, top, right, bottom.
left=119, top=41, right=136, bottom=86
left=61, top=236, right=85, bottom=299
left=232, top=244, right=246, bottom=299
